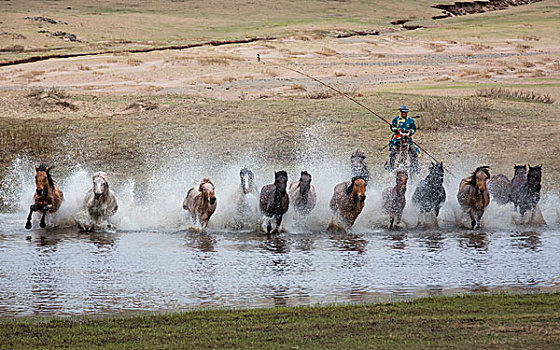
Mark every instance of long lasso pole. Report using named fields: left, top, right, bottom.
left=258, top=56, right=443, bottom=164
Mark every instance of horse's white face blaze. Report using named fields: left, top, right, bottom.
left=200, top=182, right=216, bottom=204
left=241, top=173, right=251, bottom=194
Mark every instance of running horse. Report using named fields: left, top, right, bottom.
left=412, top=162, right=445, bottom=226
left=25, top=164, right=64, bottom=229
left=183, top=177, right=217, bottom=229
left=457, top=166, right=491, bottom=229
left=260, top=170, right=289, bottom=235
left=82, top=172, right=119, bottom=231
left=382, top=170, right=408, bottom=230
left=516, top=165, right=545, bottom=224
left=329, top=176, right=367, bottom=229
left=288, top=171, right=317, bottom=216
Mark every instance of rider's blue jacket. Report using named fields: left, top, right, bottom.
left=389, top=115, right=416, bottom=150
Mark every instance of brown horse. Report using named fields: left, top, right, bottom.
left=288, top=171, right=317, bottom=216
left=457, top=166, right=491, bottom=229
left=260, top=170, right=289, bottom=235
left=382, top=170, right=408, bottom=230
left=183, top=177, right=217, bottom=229
left=329, top=176, right=367, bottom=229
left=25, top=164, right=64, bottom=229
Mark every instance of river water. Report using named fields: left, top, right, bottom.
left=1, top=157, right=559, bottom=316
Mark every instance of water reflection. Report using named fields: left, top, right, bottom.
left=419, top=231, right=444, bottom=252
left=264, top=235, right=288, bottom=254
left=386, top=231, right=406, bottom=250
left=185, top=232, right=216, bottom=252
left=329, top=232, right=367, bottom=253
left=459, top=231, right=489, bottom=251
left=511, top=231, right=541, bottom=251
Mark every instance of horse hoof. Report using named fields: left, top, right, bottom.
left=40, top=221, right=46, bottom=228
left=25, top=222, right=32, bottom=229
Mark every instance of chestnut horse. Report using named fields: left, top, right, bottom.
left=260, top=170, right=289, bottom=235
left=329, top=176, right=367, bottom=229
left=382, top=170, right=408, bottom=230
left=457, top=166, right=490, bottom=229
left=25, top=164, right=64, bottom=229
left=288, top=171, right=317, bottom=216
left=183, top=177, right=217, bottom=229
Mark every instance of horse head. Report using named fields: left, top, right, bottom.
left=347, top=176, right=366, bottom=203
left=396, top=170, right=408, bottom=195
left=298, top=171, right=312, bottom=195
left=473, top=166, right=491, bottom=195
left=514, top=164, right=527, bottom=176
left=274, top=170, right=288, bottom=193
left=527, top=164, right=542, bottom=189
left=92, top=172, right=109, bottom=199
left=240, top=168, right=255, bottom=194
left=429, top=162, right=444, bottom=184
left=199, top=177, right=216, bottom=205
left=35, top=164, right=54, bottom=197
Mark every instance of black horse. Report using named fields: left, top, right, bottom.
left=260, top=170, right=289, bottom=235
left=412, top=162, right=446, bottom=223
left=510, top=165, right=527, bottom=212
left=517, top=165, right=542, bottom=216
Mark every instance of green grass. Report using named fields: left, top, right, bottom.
left=1, top=293, right=559, bottom=349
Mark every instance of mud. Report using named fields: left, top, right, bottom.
left=433, top=0, right=544, bottom=19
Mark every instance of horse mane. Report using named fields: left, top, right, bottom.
left=275, top=170, right=288, bottom=180
left=465, top=166, right=490, bottom=186
left=347, top=176, right=365, bottom=195
left=199, top=177, right=214, bottom=191
left=300, top=171, right=311, bottom=180
left=37, top=164, right=55, bottom=188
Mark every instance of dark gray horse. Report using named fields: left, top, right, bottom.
left=518, top=165, right=542, bottom=216
left=260, top=170, right=289, bottom=235
left=510, top=165, right=527, bottom=212
left=288, top=171, right=317, bottom=216
left=412, top=162, right=446, bottom=223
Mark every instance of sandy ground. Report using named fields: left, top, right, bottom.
left=1, top=32, right=559, bottom=100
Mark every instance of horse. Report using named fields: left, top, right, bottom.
left=350, top=149, right=370, bottom=185
left=81, top=172, right=118, bottom=231
left=259, top=170, right=289, bottom=235
left=288, top=171, right=317, bottom=216
left=25, top=164, right=64, bottom=229
left=516, top=165, right=545, bottom=224
left=510, top=164, right=527, bottom=211
left=183, top=177, right=217, bottom=229
left=227, top=168, right=260, bottom=230
left=457, top=166, right=490, bottom=230
left=383, top=170, right=408, bottom=230
left=412, top=162, right=445, bottom=227
left=329, top=176, right=367, bottom=229
left=488, top=173, right=512, bottom=206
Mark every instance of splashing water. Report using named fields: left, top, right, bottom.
left=1, top=123, right=559, bottom=232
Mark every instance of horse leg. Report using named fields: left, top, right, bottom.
left=25, top=204, right=36, bottom=229
left=40, top=207, right=48, bottom=228
left=266, top=217, right=272, bottom=236
left=273, top=215, right=283, bottom=234
left=469, top=210, right=477, bottom=230
left=389, top=215, right=395, bottom=231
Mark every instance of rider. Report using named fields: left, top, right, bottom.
left=388, top=105, right=419, bottom=174
left=351, top=149, right=370, bottom=185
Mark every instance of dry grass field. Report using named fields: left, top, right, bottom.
left=0, top=0, right=559, bottom=183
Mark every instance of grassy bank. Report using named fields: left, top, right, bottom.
left=1, top=293, right=559, bottom=349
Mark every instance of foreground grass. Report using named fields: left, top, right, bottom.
left=1, top=293, right=559, bottom=349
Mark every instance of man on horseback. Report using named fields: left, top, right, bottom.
left=388, top=105, right=419, bottom=174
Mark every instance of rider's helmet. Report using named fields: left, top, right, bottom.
left=399, top=105, right=409, bottom=113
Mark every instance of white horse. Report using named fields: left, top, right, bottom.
left=226, top=168, right=260, bottom=230
left=81, top=172, right=118, bottom=231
